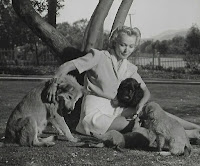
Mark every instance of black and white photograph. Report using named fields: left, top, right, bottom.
left=0, top=0, right=200, bottom=165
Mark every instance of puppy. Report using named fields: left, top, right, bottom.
left=90, top=117, right=155, bottom=151
left=112, top=78, right=144, bottom=108
left=141, top=102, right=192, bottom=156
left=4, top=75, right=84, bottom=147
left=89, top=78, right=154, bottom=150
left=113, top=78, right=191, bottom=156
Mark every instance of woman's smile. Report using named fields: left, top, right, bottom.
left=114, top=33, right=137, bottom=60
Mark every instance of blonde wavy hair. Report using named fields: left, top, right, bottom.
left=109, top=26, right=141, bottom=49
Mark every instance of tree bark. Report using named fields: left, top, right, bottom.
left=12, top=0, right=134, bottom=61
left=48, top=0, right=57, bottom=28
left=83, top=0, right=114, bottom=52
left=81, top=10, right=104, bottom=52
left=12, top=0, right=71, bottom=60
left=111, top=0, right=134, bottom=33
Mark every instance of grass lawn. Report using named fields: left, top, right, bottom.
left=0, top=80, right=200, bottom=166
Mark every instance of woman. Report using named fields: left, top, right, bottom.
left=47, top=26, right=200, bottom=139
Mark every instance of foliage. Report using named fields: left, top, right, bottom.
left=57, top=19, right=110, bottom=50
left=184, top=54, right=200, bottom=70
left=156, top=40, right=168, bottom=55
left=140, top=38, right=185, bottom=55
left=0, top=0, right=65, bottom=48
left=0, top=65, right=57, bottom=75
left=185, top=25, right=200, bottom=54
left=102, top=31, right=110, bottom=50
left=184, top=25, right=200, bottom=70
left=140, top=40, right=153, bottom=53
left=140, top=63, right=200, bottom=77
left=57, top=19, right=88, bottom=49
left=31, top=0, right=64, bottom=16
left=140, top=34, right=186, bottom=55
left=140, top=25, right=200, bottom=71
left=168, top=36, right=186, bottom=54
left=0, top=1, right=40, bottom=48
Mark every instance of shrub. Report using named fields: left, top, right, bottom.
left=0, top=66, right=58, bottom=75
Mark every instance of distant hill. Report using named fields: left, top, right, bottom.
left=143, top=29, right=188, bottom=41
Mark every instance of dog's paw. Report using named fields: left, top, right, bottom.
left=193, top=129, right=200, bottom=139
left=45, top=141, right=55, bottom=147
left=89, top=143, right=104, bottom=148
left=158, top=151, right=171, bottom=156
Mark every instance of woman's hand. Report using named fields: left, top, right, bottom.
left=133, top=104, right=143, bottom=119
left=111, top=96, right=119, bottom=108
left=47, top=81, right=58, bottom=103
left=133, top=86, right=150, bottom=119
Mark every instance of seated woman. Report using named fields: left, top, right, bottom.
left=47, top=26, right=200, bottom=140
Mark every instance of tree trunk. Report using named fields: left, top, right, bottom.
left=12, top=0, right=135, bottom=86
left=12, top=0, right=134, bottom=61
left=81, top=11, right=104, bottom=52
left=34, top=41, right=39, bottom=65
left=48, top=0, right=57, bottom=28
left=12, top=0, right=71, bottom=60
left=111, top=0, right=134, bottom=32
left=83, top=0, right=114, bottom=52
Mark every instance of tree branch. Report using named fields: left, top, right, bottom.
left=111, top=0, right=134, bottom=32
left=83, top=0, right=114, bottom=52
left=12, top=0, right=71, bottom=59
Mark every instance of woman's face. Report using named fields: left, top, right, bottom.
left=114, top=33, right=137, bottom=60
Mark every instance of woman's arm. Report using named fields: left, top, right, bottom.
left=54, top=61, right=76, bottom=79
left=47, top=61, right=77, bottom=102
left=135, top=86, right=151, bottom=116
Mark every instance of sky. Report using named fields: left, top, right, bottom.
left=57, top=0, right=200, bottom=39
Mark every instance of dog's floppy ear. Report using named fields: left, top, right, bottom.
left=148, top=111, right=155, bottom=120
left=129, top=78, right=140, bottom=90
left=141, top=106, right=154, bottom=120
left=144, top=106, right=156, bottom=120
left=134, top=83, right=141, bottom=89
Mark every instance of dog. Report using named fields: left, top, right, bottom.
left=116, top=78, right=192, bottom=156
left=110, top=78, right=191, bottom=156
left=141, top=102, right=192, bottom=156
left=4, top=75, right=84, bottom=147
left=112, top=78, right=144, bottom=108
left=89, top=78, right=154, bottom=150
left=90, top=117, right=156, bottom=151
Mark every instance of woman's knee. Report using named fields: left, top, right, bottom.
left=121, top=107, right=136, bottom=118
left=108, top=116, right=129, bottom=131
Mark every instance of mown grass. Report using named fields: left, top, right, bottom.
left=0, top=80, right=200, bottom=166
